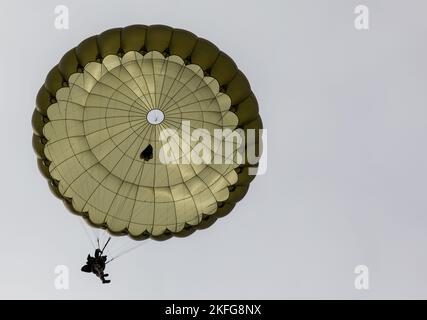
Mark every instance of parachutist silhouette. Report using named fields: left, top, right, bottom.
left=81, top=248, right=111, bottom=284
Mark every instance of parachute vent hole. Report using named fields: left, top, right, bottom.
left=140, top=144, right=153, bottom=161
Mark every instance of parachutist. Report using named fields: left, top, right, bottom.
left=81, top=248, right=111, bottom=284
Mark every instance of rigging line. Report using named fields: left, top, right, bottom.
left=105, top=241, right=126, bottom=258
left=103, top=235, right=123, bottom=254
left=105, top=238, right=122, bottom=257
left=95, top=229, right=103, bottom=246
left=104, top=236, right=124, bottom=257
left=79, top=218, right=96, bottom=250
left=100, top=231, right=112, bottom=255
left=91, top=229, right=109, bottom=255
left=84, top=65, right=152, bottom=113
left=98, top=120, right=150, bottom=226
left=106, top=241, right=147, bottom=264
left=107, top=238, right=138, bottom=257
left=101, top=232, right=109, bottom=251
left=101, top=237, right=111, bottom=254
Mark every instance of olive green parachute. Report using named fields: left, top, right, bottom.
left=32, top=25, right=262, bottom=240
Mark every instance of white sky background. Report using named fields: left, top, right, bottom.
left=1, top=0, right=427, bottom=299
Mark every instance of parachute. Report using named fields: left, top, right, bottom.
left=32, top=25, right=262, bottom=246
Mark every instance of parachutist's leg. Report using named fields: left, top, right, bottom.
left=100, top=273, right=110, bottom=284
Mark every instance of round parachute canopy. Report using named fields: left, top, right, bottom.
left=32, top=25, right=263, bottom=240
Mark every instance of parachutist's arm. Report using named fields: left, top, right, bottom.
left=81, top=264, right=91, bottom=273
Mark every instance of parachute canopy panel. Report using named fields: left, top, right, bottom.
left=32, top=25, right=262, bottom=239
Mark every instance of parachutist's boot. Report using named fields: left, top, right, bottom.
left=101, top=276, right=111, bottom=284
